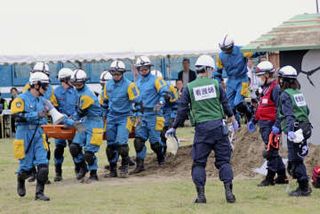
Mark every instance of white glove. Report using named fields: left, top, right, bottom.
left=165, top=128, right=176, bottom=138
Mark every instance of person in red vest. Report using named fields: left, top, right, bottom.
left=248, top=61, right=288, bottom=186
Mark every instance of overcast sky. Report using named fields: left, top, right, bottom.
left=0, top=0, right=316, bottom=55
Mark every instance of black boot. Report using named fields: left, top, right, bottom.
left=54, top=164, right=63, bottom=182
left=88, top=170, right=99, bottom=181
left=119, top=158, right=129, bottom=178
left=76, top=161, right=88, bottom=180
left=258, top=170, right=275, bottom=187
left=132, top=158, right=145, bottom=174
left=289, top=180, right=312, bottom=197
left=104, top=163, right=118, bottom=178
left=28, top=167, right=36, bottom=183
left=17, top=175, right=26, bottom=197
left=275, top=169, right=289, bottom=184
left=35, top=182, right=50, bottom=201
left=194, top=186, right=206, bottom=203
left=128, top=157, right=135, bottom=167
left=74, top=162, right=80, bottom=175
left=224, top=183, right=236, bottom=203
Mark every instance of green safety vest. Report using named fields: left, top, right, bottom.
left=279, top=88, right=309, bottom=132
left=187, top=77, right=224, bottom=125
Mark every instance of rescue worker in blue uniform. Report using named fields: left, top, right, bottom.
left=276, top=66, right=312, bottom=197
left=68, top=69, right=104, bottom=182
left=150, top=70, right=179, bottom=156
left=53, top=68, right=79, bottom=182
left=166, top=55, right=239, bottom=204
left=247, top=61, right=288, bottom=186
left=216, top=35, right=263, bottom=127
left=11, top=72, right=52, bottom=201
left=103, top=60, right=142, bottom=178
left=22, top=62, right=57, bottom=183
left=133, top=56, right=169, bottom=173
left=99, top=70, right=112, bottom=121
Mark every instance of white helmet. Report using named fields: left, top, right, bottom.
left=150, top=70, right=163, bottom=78
left=255, top=61, right=275, bottom=76
left=135, top=56, right=153, bottom=69
left=32, top=62, right=50, bottom=75
left=71, top=69, right=88, bottom=83
left=29, top=72, right=50, bottom=85
left=219, top=35, right=234, bottom=52
left=100, top=71, right=112, bottom=84
left=195, top=55, right=215, bottom=73
left=278, top=65, right=298, bottom=79
left=109, top=60, right=126, bottom=73
left=58, top=68, right=73, bottom=80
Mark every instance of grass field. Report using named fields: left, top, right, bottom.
left=0, top=127, right=320, bottom=214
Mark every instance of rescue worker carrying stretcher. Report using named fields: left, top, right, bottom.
left=166, top=55, right=239, bottom=204
left=53, top=68, right=79, bottom=182
left=103, top=60, right=142, bottom=178
left=133, top=56, right=169, bottom=173
left=22, top=62, right=57, bottom=183
left=11, top=72, right=52, bottom=201
left=66, top=69, right=104, bottom=182
left=247, top=61, right=288, bottom=186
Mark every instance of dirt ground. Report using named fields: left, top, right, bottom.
left=129, top=128, right=320, bottom=179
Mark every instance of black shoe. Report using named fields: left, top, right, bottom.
left=157, top=150, right=165, bottom=166
left=54, top=164, right=63, bottom=182
left=76, top=162, right=88, bottom=180
left=275, top=176, right=289, bottom=184
left=258, top=170, right=275, bottom=187
left=258, top=178, right=275, bottom=187
left=17, top=176, right=26, bottom=197
left=194, top=186, right=206, bottom=203
left=74, top=163, right=80, bottom=174
left=131, top=159, right=145, bottom=174
left=128, top=158, right=135, bottom=167
left=224, top=183, right=236, bottom=203
left=289, top=180, right=312, bottom=197
left=275, top=169, right=289, bottom=184
left=28, top=167, right=36, bottom=183
left=119, top=164, right=129, bottom=178
left=105, top=165, right=117, bottom=178
left=35, top=182, right=50, bottom=201
left=88, top=170, right=99, bottom=182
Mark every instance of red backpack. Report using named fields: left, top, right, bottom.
left=312, top=166, right=320, bottom=188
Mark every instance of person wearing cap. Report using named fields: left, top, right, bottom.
left=11, top=72, right=52, bottom=201
left=52, top=68, right=79, bottom=182
left=178, top=58, right=197, bottom=87
left=103, top=60, right=142, bottom=178
left=248, top=61, right=288, bottom=187
left=166, top=55, right=239, bottom=204
left=276, top=65, right=312, bottom=197
left=67, top=69, right=104, bottom=182
left=132, top=56, right=169, bottom=173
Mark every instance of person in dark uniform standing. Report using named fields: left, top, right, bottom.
left=166, top=55, right=239, bottom=204
left=276, top=65, right=312, bottom=197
